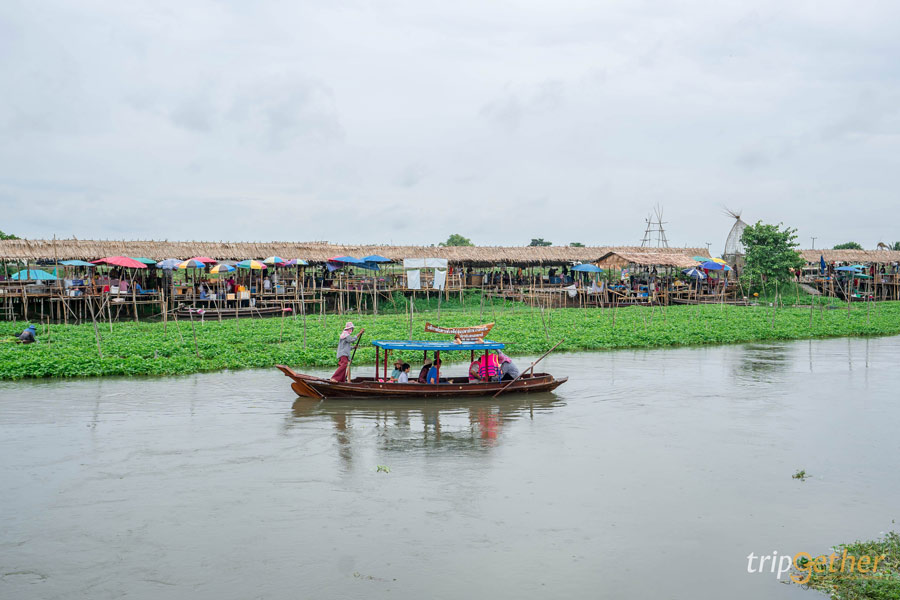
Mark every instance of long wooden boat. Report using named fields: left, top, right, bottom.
left=276, top=365, right=566, bottom=399
left=276, top=338, right=567, bottom=399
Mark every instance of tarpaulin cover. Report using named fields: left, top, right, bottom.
left=403, top=258, right=448, bottom=269
left=432, top=269, right=447, bottom=290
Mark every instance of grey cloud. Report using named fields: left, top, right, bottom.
left=0, top=1, right=898, bottom=249
left=480, top=80, right=565, bottom=131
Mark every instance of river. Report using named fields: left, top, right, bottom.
left=2, top=336, right=899, bottom=599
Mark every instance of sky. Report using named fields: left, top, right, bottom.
left=1, top=0, right=899, bottom=252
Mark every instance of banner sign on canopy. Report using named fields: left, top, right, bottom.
left=425, top=322, right=494, bottom=341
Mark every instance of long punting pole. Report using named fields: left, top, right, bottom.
left=492, top=338, right=565, bottom=399
left=347, top=329, right=365, bottom=381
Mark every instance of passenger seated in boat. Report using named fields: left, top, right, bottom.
left=391, top=359, right=403, bottom=381
left=477, top=353, right=500, bottom=381
left=426, top=359, right=442, bottom=384
left=417, top=358, right=432, bottom=383
left=468, top=361, right=481, bottom=382
left=397, top=363, right=410, bottom=383
left=498, top=352, right=521, bottom=381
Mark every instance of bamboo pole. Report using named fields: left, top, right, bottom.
left=86, top=296, right=103, bottom=358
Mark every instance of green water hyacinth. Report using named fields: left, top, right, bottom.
left=1, top=302, right=900, bottom=379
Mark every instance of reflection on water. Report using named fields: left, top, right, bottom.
left=288, top=394, right=565, bottom=464
left=732, top=343, right=793, bottom=382
left=2, top=336, right=900, bottom=600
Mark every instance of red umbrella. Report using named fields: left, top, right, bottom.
left=189, top=256, right=217, bottom=264
left=92, top=256, right=148, bottom=269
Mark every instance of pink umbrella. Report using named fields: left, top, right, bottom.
left=189, top=256, right=217, bottom=264
left=92, top=256, right=148, bottom=269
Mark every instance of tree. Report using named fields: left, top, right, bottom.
left=529, top=238, right=552, bottom=247
left=740, top=221, right=804, bottom=284
left=893, top=242, right=900, bottom=251
left=833, top=241, right=862, bottom=250
left=569, top=242, right=585, bottom=247
left=0, top=230, right=18, bottom=240
left=439, top=233, right=473, bottom=247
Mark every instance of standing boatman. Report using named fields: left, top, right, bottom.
left=331, top=321, right=364, bottom=382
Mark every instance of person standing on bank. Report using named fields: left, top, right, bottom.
left=331, top=322, right=364, bottom=382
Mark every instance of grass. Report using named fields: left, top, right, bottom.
left=1, top=300, right=900, bottom=379
left=794, top=532, right=900, bottom=599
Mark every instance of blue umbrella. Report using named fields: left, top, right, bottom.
left=60, top=260, right=96, bottom=267
left=682, top=268, right=706, bottom=279
left=700, top=261, right=732, bottom=271
left=156, top=258, right=182, bottom=270
left=11, top=269, right=57, bottom=281
left=834, top=265, right=861, bottom=272
left=571, top=263, right=603, bottom=273
left=819, top=255, right=826, bottom=274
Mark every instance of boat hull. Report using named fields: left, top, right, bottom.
left=275, top=365, right=567, bottom=399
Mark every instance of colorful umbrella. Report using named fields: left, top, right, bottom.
left=178, top=259, right=207, bottom=269
left=92, top=256, right=148, bottom=269
left=11, top=269, right=57, bottom=281
left=209, top=264, right=236, bottom=273
left=692, top=256, right=709, bottom=262
left=188, top=256, right=217, bottom=264
left=236, top=260, right=267, bottom=270
left=700, top=261, right=732, bottom=271
left=156, top=259, right=182, bottom=270
left=130, top=257, right=157, bottom=265
left=277, top=259, right=309, bottom=267
left=682, top=268, right=706, bottom=279
left=571, top=263, right=603, bottom=273
left=60, top=260, right=95, bottom=267
left=262, top=256, right=286, bottom=265
left=711, top=257, right=727, bottom=264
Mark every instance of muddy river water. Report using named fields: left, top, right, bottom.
left=2, top=336, right=899, bottom=599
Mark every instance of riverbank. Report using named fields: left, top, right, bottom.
left=793, top=531, right=899, bottom=598
left=1, top=302, right=899, bottom=379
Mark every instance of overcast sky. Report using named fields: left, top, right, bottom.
left=1, top=0, right=898, bottom=251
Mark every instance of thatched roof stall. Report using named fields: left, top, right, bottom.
left=596, top=250, right=709, bottom=270
left=0, top=239, right=712, bottom=268
left=798, top=249, right=900, bottom=264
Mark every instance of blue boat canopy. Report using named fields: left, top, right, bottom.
left=372, top=339, right=505, bottom=351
